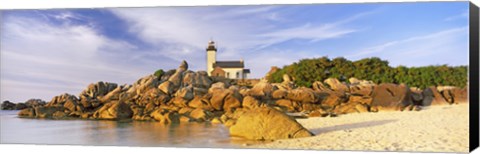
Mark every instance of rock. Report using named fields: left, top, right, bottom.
left=100, top=85, right=124, bottom=102
left=150, top=109, right=180, bottom=124
left=272, top=90, right=288, bottom=99
left=167, top=61, right=189, bottom=91
left=178, top=107, right=194, bottom=115
left=421, top=86, right=448, bottom=106
left=18, top=108, right=35, bottom=117
left=282, top=74, right=292, bottom=82
left=93, top=101, right=133, bottom=120
left=347, top=95, right=373, bottom=106
left=348, top=78, right=375, bottom=86
left=441, top=87, right=468, bottom=104
left=46, top=94, right=80, bottom=112
left=229, top=107, right=313, bottom=140
left=308, top=108, right=329, bottom=117
left=248, top=80, right=277, bottom=99
left=332, top=102, right=369, bottom=114
left=370, top=83, right=413, bottom=111
left=312, top=81, right=332, bottom=92
left=183, top=71, right=212, bottom=89
left=79, top=81, right=118, bottom=100
left=171, top=97, right=189, bottom=107
left=349, top=84, right=375, bottom=96
left=324, top=78, right=349, bottom=93
left=1, top=101, right=16, bottom=110
left=211, top=117, right=222, bottom=124
left=274, top=99, right=297, bottom=112
left=319, top=91, right=347, bottom=108
left=208, top=82, right=227, bottom=93
left=52, top=111, right=67, bottom=119
left=24, top=99, right=46, bottom=108
left=242, top=96, right=261, bottom=110
left=158, top=81, right=175, bottom=95
left=179, top=60, right=188, bottom=72
left=188, top=96, right=214, bottom=111
left=189, top=108, right=211, bottom=121
left=34, top=106, right=66, bottom=118
left=286, top=87, right=321, bottom=104
left=14, top=103, right=28, bottom=110
left=410, top=91, right=423, bottom=106
left=223, top=94, right=242, bottom=112
left=209, top=91, right=229, bottom=110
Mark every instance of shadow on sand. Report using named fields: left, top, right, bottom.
left=310, top=119, right=398, bottom=135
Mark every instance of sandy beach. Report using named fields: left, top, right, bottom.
left=250, top=103, right=469, bottom=153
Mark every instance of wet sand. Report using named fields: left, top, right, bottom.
left=250, top=103, right=469, bottom=153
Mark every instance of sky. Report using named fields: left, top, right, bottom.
left=0, top=2, right=470, bottom=102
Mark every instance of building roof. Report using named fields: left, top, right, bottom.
left=213, top=61, right=244, bottom=68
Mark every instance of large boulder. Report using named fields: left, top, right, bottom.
left=150, top=109, right=180, bottom=124
left=229, top=107, right=313, bottom=140
left=182, top=71, right=212, bottom=89
left=438, top=87, right=468, bottom=104
left=286, top=87, right=321, bottom=104
left=188, top=96, right=214, bottom=111
left=242, top=96, right=261, bottom=110
left=332, top=102, right=369, bottom=114
left=18, top=108, right=35, bottom=117
left=274, top=99, right=297, bottom=112
left=370, top=83, right=413, bottom=111
left=93, top=101, right=133, bottom=120
left=247, top=80, right=277, bottom=99
left=46, top=93, right=82, bottom=112
left=34, top=106, right=66, bottom=118
left=312, top=81, right=332, bottom=92
left=324, top=78, right=349, bottom=93
left=421, top=86, right=447, bottom=106
left=79, top=81, right=118, bottom=100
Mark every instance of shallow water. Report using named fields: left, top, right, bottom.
left=0, top=110, right=245, bottom=148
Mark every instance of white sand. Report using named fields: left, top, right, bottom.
left=250, top=103, right=469, bottom=153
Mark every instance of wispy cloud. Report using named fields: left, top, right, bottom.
left=444, top=9, right=468, bottom=21
left=347, top=26, right=468, bottom=67
left=110, top=6, right=368, bottom=77
left=1, top=11, right=177, bottom=102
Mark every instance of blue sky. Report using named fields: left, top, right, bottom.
left=0, top=2, right=470, bottom=102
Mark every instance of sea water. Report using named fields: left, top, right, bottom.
left=0, top=110, right=243, bottom=148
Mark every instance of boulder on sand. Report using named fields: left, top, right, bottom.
left=370, top=83, right=413, bottom=111
left=229, top=107, right=313, bottom=141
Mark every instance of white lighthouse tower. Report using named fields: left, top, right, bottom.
left=206, top=40, right=217, bottom=76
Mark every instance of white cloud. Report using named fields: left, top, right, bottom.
left=109, top=6, right=364, bottom=77
left=1, top=12, right=178, bottom=102
left=346, top=26, right=469, bottom=67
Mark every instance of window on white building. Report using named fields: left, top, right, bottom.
left=226, top=72, right=230, bottom=78
left=236, top=72, right=240, bottom=79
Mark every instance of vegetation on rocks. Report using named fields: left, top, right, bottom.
left=267, top=57, right=468, bottom=89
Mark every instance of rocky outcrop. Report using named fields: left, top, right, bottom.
left=93, top=101, right=133, bottom=120
left=370, top=83, right=413, bottom=111
left=324, top=78, right=349, bottom=93
left=229, top=107, right=313, bottom=140
left=1, top=101, right=16, bottom=110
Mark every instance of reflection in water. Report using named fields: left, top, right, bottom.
left=0, top=111, right=243, bottom=148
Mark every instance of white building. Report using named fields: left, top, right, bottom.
left=206, top=40, right=250, bottom=79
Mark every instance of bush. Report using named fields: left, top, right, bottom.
left=267, top=57, right=467, bottom=89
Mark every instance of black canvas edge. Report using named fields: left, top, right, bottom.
left=470, top=1, right=480, bottom=153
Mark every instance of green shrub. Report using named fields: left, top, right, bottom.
left=267, top=57, right=467, bottom=89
